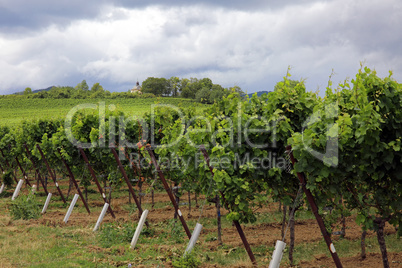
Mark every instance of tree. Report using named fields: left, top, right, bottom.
left=195, top=87, right=211, bottom=103
left=199, top=78, right=213, bottom=89
left=23, top=87, right=32, bottom=95
left=47, top=86, right=74, bottom=99
left=182, top=78, right=201, bottom=99
left=168, top=77, right=181, bottom=97
left=75, top=80, right=89, bottom=91
left=33, top=91, right=49, bottom=98
left=142, top=77, right=169, bottom=96
left=91, top=83, right=104, bottom=92
left=180, top=87, right=193, bottom=98
left=209, top=84, right=229, bottom=103
left=71, top=89, right=87, bottom=99
left=179, top=78, right=190, bottom=96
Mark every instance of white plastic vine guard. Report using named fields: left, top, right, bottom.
left=93, top=203, right=109, bottom=231
left=184, top=223, right=203, bottom=255
left=12, top=179, right=24, bottom=200
left=42, top=193, right=52, bottom=214
left=269, top=240, right=286, bottom=268
left=130, top=209, right=149, bottom=249
left=63, top=194, right=79, bottom=223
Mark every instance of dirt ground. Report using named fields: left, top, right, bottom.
left=5, top=180, right=401, bottom=267
left=296, top=252, right=401, bottom=268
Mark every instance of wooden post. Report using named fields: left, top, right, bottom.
left=286, top=145, right=343, bottom=268
left=36, top=144, right=66, bottom=203
left=15, top=156, right=32, bottom=187
left=24, top=144, right=49, bottom=195
left=146, top=146, right=192, bottom=239
left=110, top=146, right=148, bottom=227
left=57, top=148, right=90, bottom=214
left=199, top=145, right=257, bottom=266
left=79, top=148, right=116, bottom=218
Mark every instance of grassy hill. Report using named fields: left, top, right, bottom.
left=0, top=97, right=207, bottom=127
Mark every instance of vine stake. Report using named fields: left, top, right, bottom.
left=36, top=144, right=66, bottom=203
left=58, top=148, right=91, bottom=214
left=286, top=145, right=343, bottom=268
left=110, top=146, right=148, bottom=227
left=146, top=145, right=192, bottom=239
left=24, top=144, right=49, bottom=195
left=200, top=145, right=257, bottom=266
left=79, top=147, right=116, bottom=218
left=15, top=156, right=32, bottom=187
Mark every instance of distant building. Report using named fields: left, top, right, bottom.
left=130, top=81, right=142, bottom=94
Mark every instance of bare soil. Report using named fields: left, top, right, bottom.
left=7, top=180, right=401, bottom=267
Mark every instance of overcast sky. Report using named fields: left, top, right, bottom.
left=0, top=0, right=401, bottom=95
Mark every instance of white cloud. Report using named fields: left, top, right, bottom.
left=0, top=1, right=401, bottom=94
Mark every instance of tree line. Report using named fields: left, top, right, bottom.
left=141, top=77, right=243, bottom=103
left=3, top=77, right=244, bottom=104
left=6, top=80, right=155, bottom=100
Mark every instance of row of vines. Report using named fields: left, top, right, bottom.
left=0, top=66, right=401, bottom=267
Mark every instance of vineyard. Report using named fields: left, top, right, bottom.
left=0, top=97, right=204, bottom=127
left=0, top=67, right=401, bottom=267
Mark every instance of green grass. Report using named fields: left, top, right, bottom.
left=0, top=186, right=400, bottom=267
left=289, top=234, right=402, bottom=266
left=0, top=97, right=207, bottom=127
left=0, top=183, right=402, bottom=267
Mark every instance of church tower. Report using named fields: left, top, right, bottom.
left=130, top=81, right=142, bottom=94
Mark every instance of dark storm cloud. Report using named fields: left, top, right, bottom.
left=0, top=0, right=320, bottom=34
left=112, top=0, right=318, bottom=10
left=0, top=0, right=107, bottom=34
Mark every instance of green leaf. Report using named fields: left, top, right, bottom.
left=327, top=123, right=338, bottom=138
